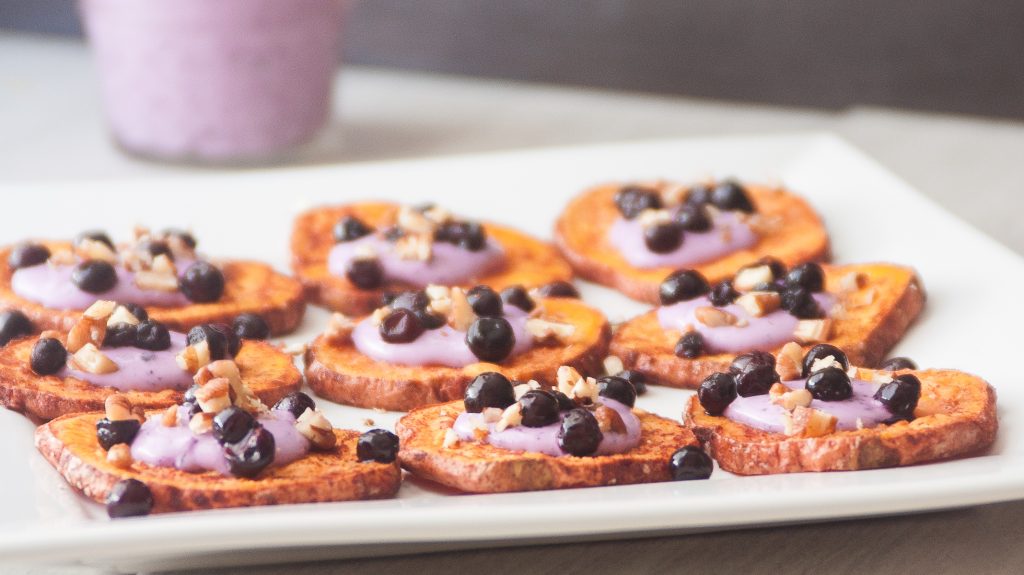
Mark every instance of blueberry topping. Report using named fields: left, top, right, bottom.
left=186, top=324, right=231, bottom=358
left=212, top=406, right=257, bottom=445
left=534, top=280, right=580, bottom=299
left=96, top=417, right=141, bottom=450
left=785, top=263, right=825, bottom=293
left=345, top=258, right=384, bottom=290
left=659, top=270, right=710, bottom=305
left=710, top=180, right=755, bottom=213
left=379, top=309, right=424, bottom=344
left=119, top=303, right=148, bottom=322
left=8, top=243, right=50, bottom=270
left=30, top=337, right=67, bottom=375
left=357, top=429, right=399, bottom=463
left=753, top=281, right=785, bottom=294
left=75, top=230, right=114, bottom=250
left=780, top=287, right=823, bottom=319
left=551, top=390, right=577, bottom=411
left=801, top=344, right=850, bottom=377
left=874, top=373, right=921, bottom=419
left=805, top=367, right=853, bottom=401
left=675, top=205, right=712, bottom=232
left=135, top=320, right=171, bottom=351
left=162, top=228, right=197, bottom=249
left=709, top=280, right=739, bottom=307
left=557, top=408, right=603, bottom=456
left=518, top=390, right=560, bottom=427
left=466, top=317, right=515, bottom=362
left=434, top=221, right=487, bottom=251
left=879, top=357, right=917, bottom=371
left=674, top=331, right=705, bottom=359
left=729, top=350, right=777, bottom=375
left=614, top=186, right=662, bottom=219
left=500, top=285, right=535, bottom=312
left=669, top=446, right=714, bottom=480
left=618, top=370, right=648, bottom=395
left=698, top=372, right=737, bottom=415
left=463, top=372, right=516, bottom=413
left=139, top=239, right=173, bottom=260
left=224, top=425, right=276, bottom=478
left=103, top=323, right=138, bottom=348
left=209, top=323, right=241, bottom=357
left=183, top=399, right=202, bottom=420
left=179, top=262, right=225, bottom=303
left=0, top=310, right=32, bottom=346
left=274, top=391, right=317, bottom=419
left=333, top=215, right=373, bottom=242
left=106, top=479, right=153, bottom=518
left=644, top=222, right=684, bottom=253
left=389, top=290, right=445, bottom=329
left=597, top=375, right=637, bottom=407
left=71, top=260, right=117, bottom=294
left=730, top=351, right=779, bottom=398
left=684, top=184, right=712, bottom=206
left=466, top=285, right=503, bottom=317
left=382, top=226, right=405, bottom=242
left=233, top=313, right=270, bottom=340
left=183, top=384, right=199, bottom=405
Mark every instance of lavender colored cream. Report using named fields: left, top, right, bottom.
left=724, top=379, right=892, bottom=433
left=608, top=211, right=757, bottom=268
left=352, top=307, right=533, bottom=367
left=131, top=407, right=310, bottom=476
left=60, top=332, right=192, bottom=391
left=452, top=398, right=641, bottom=457
left=11, top=260, right=195, bottom=309
left=327, top=235, right=505, bottom=287
left=657, top=293, right=835, bottom=354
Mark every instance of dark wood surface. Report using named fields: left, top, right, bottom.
left=4, top=0, right=1023, bottom=119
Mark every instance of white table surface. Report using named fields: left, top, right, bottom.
left=3, top=32, right=1024, bottom=574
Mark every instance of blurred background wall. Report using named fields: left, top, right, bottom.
left=4, top=0, right=1022, bottom=119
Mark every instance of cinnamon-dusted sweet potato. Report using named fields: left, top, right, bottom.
left=305, top=298, right=610, bottom=411
left=35, top=413, right=401, bottom=514
left=291, top=202, right=573, bottom=315
left=397, top=400, right=699, bottom=493
left=0, top=338, right=301, bottom=420
left=0, top=241, right=306, bottom=336
left=685, top=368, right=997, bottom=474
left=611, top=263, right=925, bottom=389
left=554, top=183, right=830, bottom=303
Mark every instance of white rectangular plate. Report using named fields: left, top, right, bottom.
left=1, top=133, right=1021, bottom=571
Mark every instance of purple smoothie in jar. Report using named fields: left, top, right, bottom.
left=78, top=0, right=343, bottom=161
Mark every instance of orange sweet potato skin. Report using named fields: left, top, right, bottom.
left=397, top=400, right=699, bottom=493
left=610, top=263, right=926, bottom=389
left=554, top=183, right=831, bottom=303
left=685, top=368, right=997, bottom=475
left=290, top=203, right=573, bottom=315
left=0, top=337, right=301, bottom=421
left=0, top=242, right=306, bottom=336
left=305, top=298, right=611, bottom=411
left=36, top=412, right=401, bottom=513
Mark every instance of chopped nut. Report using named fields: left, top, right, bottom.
left=659, top=183, right=688, bottom=206
left=66, top=315, right=107, bottom=354
left=482, top=407, right=503, bottom=423
left=602, top=355, right=624, bottom=376
left=776, top=342, right=803, bottom=380
left=107, top=305, right=141, bottom=327
left=513, top=382, right=533, bottom=400
left=369, top=306, right=391, bottom=326
left=638, top=209, right=672, bottom=228
left=734, top=265, right=774, bottom=290
left=394, top=233, right=433, bottom=262
left=425, top=284, right=452, bottom=317
left=151, top=254, right=176, bottom=275
left=494, top=403, right=522, bottom=432
left=295, top=408, right=337, bottom=450
left=695, top=306, right=742, bottom=328
left=556, top=365, right=584, bottom=396
left=594, top=405, right=627, bottom=434
left=442, top=428, right=460, bottom=449
left=74, top=238, right=117, bottom=263
left=448, top=287, right=475, bottom=331
left=571, top=376, right=600, bottom=404
left=161, top=405, right=179, bottom=427
left=397, top=206, right=436, bottom=235
left=104, top=394, right=134, bottom=421
left=794, top=319, right=833, bottom=343
left=421, top=206, right=453, bottom=226
left=746, top=214, right=784, bottom=235
left=846, top=287, right=877, bottom=309
left=134, top=270, right=179, bottom=292
left=69, top=343, right=118, bottom=374
left=872, top=371, right=895, bottom=384
left=847, top=365, right=860, bottom=379
left=526, top=318, right=576, bottom=343
left=770, top=385, right=813, bottom=411
left=195, top=378, right=231, bottom=413
left=47, top=249, right=75, bottom=266
left=324, top=313, right=357, bottom=343
left=280, top=342, right=307, bottom=356
left=106, top=444, right=132, bottom=469
left=189, top=412, right=214, bottom=435
left=83, top=300, right=117, bottom=321
left=839, top=272, right=868, bottom=292
left=810, top=355, right=842, bottom=373
left=176, top=340, right=211, bottom=373
left=735, top=291, right=781, bottom=317
left=202, top=360, right=247, bottom=404
left=783, top=406, right=837, bottom=437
